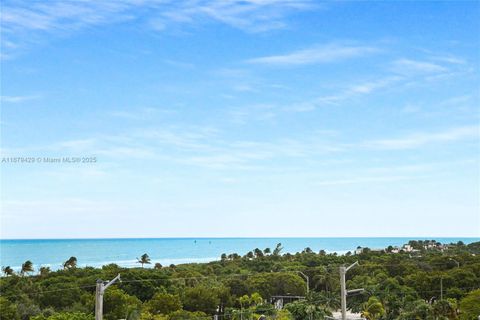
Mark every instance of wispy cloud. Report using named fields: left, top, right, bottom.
left=391, top=58, right=447, bottom=75
left=364, top=125, right=479, bottom=150
left=287, top=76, right=401, bottom=112
left=314, top=175, right=419, bottom=186
left=1, top=0, right=316, bottom=56
left=247, top=43, right=379, bottom=66
left=0, top=95, right=40, bottom=103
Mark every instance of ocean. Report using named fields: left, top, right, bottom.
left=0, top=237, right=478, bottom=272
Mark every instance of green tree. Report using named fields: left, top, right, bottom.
left=38, top=281, right=84, bottom=310
left=183, top=285, right=220, bottom=315
left=21, top=260, right=34, bottom=276
left=285, top=300, right=329, bottom=320
left=433, top=299, right=457, bottom=319
left=273, top=243, right=283, bottom=256
left=31, top=312, right=94, bottom=320
left=254, top=248, right=264, bottom=258
left=361, top=297, right=385, bottom=320
left=2, top=266, right=14, bottom=276
left=139, top=311, right=168, bottom=320
left=459, top=289, right=480, bottom=320
left=39, top=266, right=51, bottom=277
left=0, top=297, right=20, bottom=320
left=239, top=294, right=250, bottom=310
left=103, top=287, right=141, bottom=320
left=168, top=310, right=208, bottom=320
left=250, top=292, right=263, bottom=306
left=137, top=254, right=151, bottom=268
left=63, top=257, right=77, bottom=270
left=398, top=300, right=434, bottom=320
left=144, top=293, right=182, bottom=315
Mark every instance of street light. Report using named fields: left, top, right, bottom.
left=448, top=258, right=460, bottom=268
left=295, top=271, right=310, bottom=294
left=340, top=262, right=364, bottom=320
left=441, top=258, right=460, bottom=300
left=282, top=269, right=310, bottom=295
left=95, top=274, right=121, bottom=320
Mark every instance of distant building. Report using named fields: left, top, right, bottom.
left=354, top=247, right=383, bottom=255
left=327, top=311, right=366, bottom=319
left=270, top=295, right=305, bottom=310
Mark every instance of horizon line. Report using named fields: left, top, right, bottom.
left=1, top=236, right=478, bottom=241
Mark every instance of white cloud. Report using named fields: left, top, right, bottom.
left=287, top=76, right=401, bottom=112
left=0, top=95, right=39, bottom=103
left=314, top=175, right=418, bottom=186
left=391, top=58, right=447, bottom=75
left=1, top=0, right=316, bottom=56
left=247, top=43, right=379, bottom=66
left=365, top=126, right=479, bottom=150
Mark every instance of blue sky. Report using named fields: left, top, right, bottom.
left=1, top=0, right=479, bottom=239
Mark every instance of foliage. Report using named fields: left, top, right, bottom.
left=0, top=296, right=20, bottom=320
left=137, top=254, right=151, bottom=268
left=0, top=240, right=479, bottom=320
left=361, top=297, right=385, bottom=320
left=459, top=289, right=480, bottom=320
left=30, top=312, right=94, bottom=320
left=144, top=293, right=182, bottom=315
left=102, top=287, right=141, bottom=320
left=183, top=285, right=221, bottom=314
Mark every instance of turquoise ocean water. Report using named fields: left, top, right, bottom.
left=0, top=237, right=478, bottom=272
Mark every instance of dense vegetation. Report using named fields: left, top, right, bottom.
left=1, top=240, right=479, bottom=320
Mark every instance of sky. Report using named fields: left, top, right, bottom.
left=0, top=0, right=479, bottom=239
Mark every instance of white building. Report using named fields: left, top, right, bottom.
left=327, top=311, right=366, bottom=320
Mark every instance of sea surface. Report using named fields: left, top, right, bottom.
left=0, top=237, right=478, bottom=272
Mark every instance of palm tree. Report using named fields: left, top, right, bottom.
left=263, top=247, right=271, bottom=255
left=2, top=266, right=14, bottom=276
left=21, top=260, right=34, bottom=276
left=137, top=253, right=151, bottom=268
left=254, top=248, right=264, bottom=258
left=273, top=243, right=283, bottom=256
left=246, top=251, right=254, bottom=259
left=303, top=247, right=313, bottom=254
left=239, top=294, right=250, bottom=314
left=39, top=266, right=50, bottom=277
left=250, top=293, right=263, bottom=306
left=154, top=262, right=162, bottom=269
left=63, top=256, right=77, bottom=270
left=361, top=297, right=385, bottom=320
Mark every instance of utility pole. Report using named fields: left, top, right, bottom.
left=95, top=274, right=121, bottom=320
left=449, top=258, right=460, bottom=268
left=340, top=266, right=347, bottom=320
left=340, top=262, right=363, bottom=320
left=440, top=277, right=443, bottom=300
left=441, top=258, right=460, bottom=300
left=296, top=271, right=310, bottom=294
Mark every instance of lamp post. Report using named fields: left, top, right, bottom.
left=441, top=258, right=460, bottom=300
left=296, top=271, right=310, bottom=294
left=95, top=274, right=121, bottom=320
left=449, top=258, right=460, bottom=268
left=340, top=261, right=364, bottom=320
